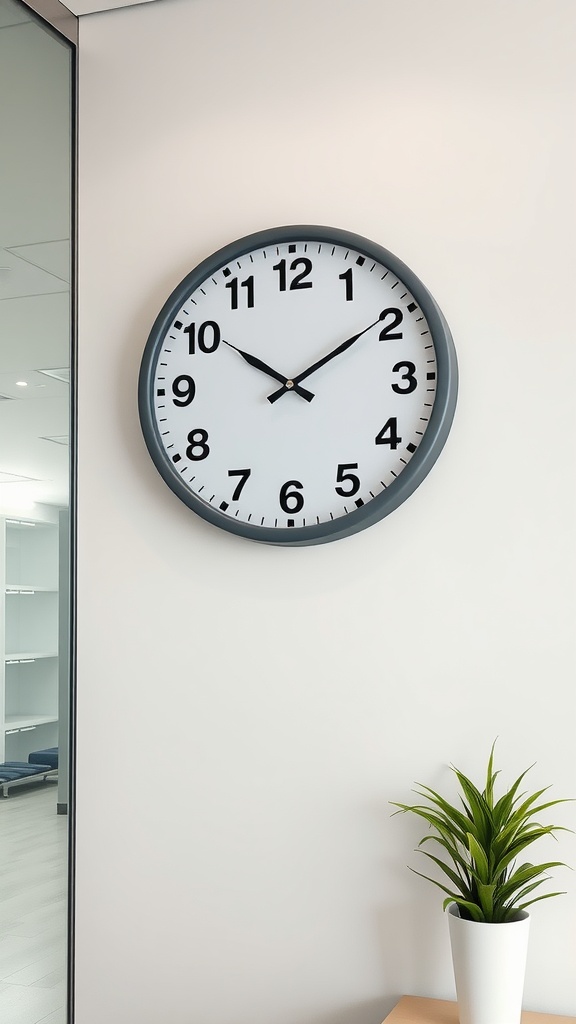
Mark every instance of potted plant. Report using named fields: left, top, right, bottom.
left=391, top=743, right=572, bottom=1024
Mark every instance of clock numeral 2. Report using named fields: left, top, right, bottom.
left=379, top=308, right=403, bottom=340
left=225, top=275, right=255, bottom=309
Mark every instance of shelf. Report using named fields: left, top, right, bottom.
left=382, top=997, right=576, bottom=1024
left=5, top=652, right=58, bottom=663
left=5, top=714, right=58, bottom=731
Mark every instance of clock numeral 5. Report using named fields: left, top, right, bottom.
left=172, top=375, right=196, bottom=407
left=375, top=418, right=401, bottom=449
left=228, top=468, right=251, bottom=501
left=185, top=321, right=221, bottom=354
left=335, top=463, right=360, bottom=497
left=186, top=429, right=210, bottom=460
left=273, top=258, right=313, bottom=292
left=279, top=480, right=304, bottom=514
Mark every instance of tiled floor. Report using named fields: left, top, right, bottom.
left=0, top=782, right=68, bottom=1024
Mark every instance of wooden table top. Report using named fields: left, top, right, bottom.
left=383, top=996, right=576, bottom=1024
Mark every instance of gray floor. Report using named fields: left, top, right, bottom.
left=0, top=781, right=68, bottom=1024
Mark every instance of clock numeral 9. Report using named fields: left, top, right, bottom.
left=185, top=321, right=221, bottom=354
left=335, top=463, right=360, bottom=497
left=392, top=361, right=417, bottom=394
left=379, top=308, right=403, bottom=340
left=279, top=480, right=304, bottom=514
left=186, top=429, right=210, bottom=461
left=171, top=374, right=196, bottom=407
left=273, top=258, right=313, bottom=292
left=375, top=418, right=401, bottom=449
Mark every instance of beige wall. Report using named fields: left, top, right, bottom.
left=76, top=2, right=576, bottom=1022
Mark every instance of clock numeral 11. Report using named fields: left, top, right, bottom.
left=225, top=275, right=255, bottom=309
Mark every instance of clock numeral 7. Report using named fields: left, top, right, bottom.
left=228, top=468, right=251, bottom=501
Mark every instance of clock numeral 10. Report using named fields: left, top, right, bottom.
left=185, top=321, right=221, bottom=354
left=225, top=275, right=255, bottom=309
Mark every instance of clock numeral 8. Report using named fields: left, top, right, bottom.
left=279, top=480, right=304, bottom=514
left=186, top=429, right=210, bottom=461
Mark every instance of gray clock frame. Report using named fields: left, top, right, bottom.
left=138, top=225, right=458, bottom=546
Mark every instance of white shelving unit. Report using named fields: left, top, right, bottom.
left=1, top=515, right=60, bottom=764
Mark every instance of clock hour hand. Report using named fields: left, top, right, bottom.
left=266, top=310, right=388, bottom=404
left=222, top=339, right=315, bottom=402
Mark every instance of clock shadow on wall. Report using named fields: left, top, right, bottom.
left=138, top=226, right=458, bottom=546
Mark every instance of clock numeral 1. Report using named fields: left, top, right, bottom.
left=279, top=480, right=304, bottom=514
left=225, top=275, right=255, bottom=309
left=185, top=321, right=221, bottom=354
left=338, top=267, right=353, bottom=301
left=186, top=429, right=210, bottom=460
left=228, top=468, right=251, bottom=501
left=335, top=463, right=360, bottom=497
left=375, top=418, right=402, bottom=449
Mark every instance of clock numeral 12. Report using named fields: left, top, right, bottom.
left=225, top=275, right=255, bottom=309
left=273, top=258, right=313, bottom=292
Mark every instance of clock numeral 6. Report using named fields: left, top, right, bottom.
left=279, top=480, right=304, bottom=514
left=186, top=429, right=210, bottom=461
left=335, top=463, right=360, bottom=497
left=171, top=374, right=196, bottom=407
left=185, top=321, right=221, bottom=354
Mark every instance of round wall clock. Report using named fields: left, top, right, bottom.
left=138, top=225, right=458, bottom=546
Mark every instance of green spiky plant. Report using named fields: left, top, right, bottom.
left=391, top=744, right=572, bottom=923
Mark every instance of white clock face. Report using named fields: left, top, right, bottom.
left=139, top=227, right=457, bottom=545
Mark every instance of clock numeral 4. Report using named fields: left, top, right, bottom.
left=185, top=321, right=221, bottom=354
left=375, top=418, right=402, bottom=449
left=186, top=429, right=210, bottom=460
left=228, top=468, right=251, bottom=501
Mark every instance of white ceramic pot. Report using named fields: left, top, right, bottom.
left=448, top=903, right=530, bottom=1024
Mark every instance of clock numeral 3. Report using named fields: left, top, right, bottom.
left=279, top=480, right=304, bottom=514
left=185, top=321, right=221, bottom=354
left=378, top=308, right=403, bottom=341
left=171, top=375, right=196, bottom=407
left=392, top=361, right=417, bottom=394
left=375, top=418, right=402, bottom=449
left=228, top=468, right=251, bottom=501
left=335, top=463, right=360, bottom=497
left=273, top=258, right=313, bottom=292
left=226, top=275, right=255, bottom=309
left=186, top=429, right=210, bottom=461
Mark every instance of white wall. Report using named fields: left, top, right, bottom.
left=76, top=2, right=576, bottom=1022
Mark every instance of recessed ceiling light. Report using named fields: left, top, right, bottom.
left=16, top=380, right=28, bottom=387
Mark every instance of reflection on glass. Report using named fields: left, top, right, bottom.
left=0, top=1, right=72, bottom=1021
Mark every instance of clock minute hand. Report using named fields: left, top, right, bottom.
left=266, top=310, right=388, bottom=404
left=222, top=340, right=315, bottom=402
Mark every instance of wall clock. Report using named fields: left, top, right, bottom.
left=138, top=225, right=458, bottom=546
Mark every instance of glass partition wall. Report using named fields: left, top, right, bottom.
left=0, top=1, right=76, bottom=1022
